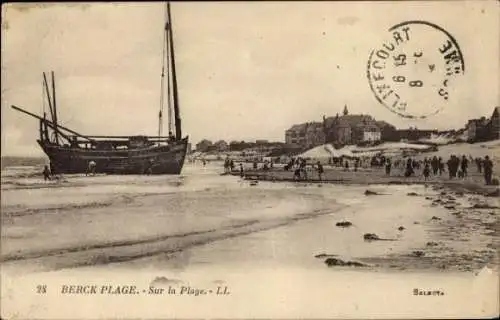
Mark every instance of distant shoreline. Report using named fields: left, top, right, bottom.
left=1, top=156, right=47, bottom=170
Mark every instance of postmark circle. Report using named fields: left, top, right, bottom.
left=367, top=20, right=465, bottom=119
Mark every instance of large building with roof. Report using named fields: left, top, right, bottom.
left=323, top=105, right=389, bottom=145
left=285, top=122, right=325, bottom=148
left=489, top=107, right=500, bottom=140
left=467, top=107, right=500, bottom=142
left=285, top=105, right=399, bottom=148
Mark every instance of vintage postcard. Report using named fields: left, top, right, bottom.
left=1, top=1, right=499, bottom=318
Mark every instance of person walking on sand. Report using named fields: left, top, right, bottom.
left=239, top=163, right=244, bottom=178
left=317, top=161, right=324, bottom=181
left=483, top=155, right=493, bottom=185
left=476, top=157, right=483, bottom=173
left=423, top=163, right=430, bottom=180
left=431, top=156, right=439, bottom=176
left=405, top=158, right=414, bottom=177
left=301, top=161, right=308, bottom=180
left=385, top=158, right=392, bottom=176
left=294, top=167, right=301, bottom=181
left=454, top=155, right=460, bottom=177
left=43, top=165, right=51, bottom=181
left=460, top=155, right=468, bottom=177
left=447, top=156, right=454, bottom=179
left=86, top=160, right=96, bottom=176
left=263, top=161, right=269, bottom=171
left=438, top=157, right=445, bottom=175
left=450, top=155, right=460, bottom=179
left=145, top=159, right=154, bottom=175
left=412, top=159, right=419, bottom=170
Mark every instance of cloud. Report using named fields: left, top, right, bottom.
left=1, top=2, right=499, bottom=155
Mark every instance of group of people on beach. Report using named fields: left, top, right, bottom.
left=329, top=157, right=362, bottom=171
left=223, top=158, right=235, bottom=173
left=244, top=152, right=495, bottom=186
left=42, top=160, right=97, bottom=180
left=396, top=156, right=445, bottom=178
left=392, top=154, right=494, bottom=185
left=283, top=157, right=324, bottom=181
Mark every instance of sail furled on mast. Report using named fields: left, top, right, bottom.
left=158, top=3, right=167, bottom=139
left=166, top=11, right=173, bottom=137
left=166, top=1, right=182, bottom=140
left=51, top=71, right=60, bottom=144
left=159, top=1, right=177, bottom=140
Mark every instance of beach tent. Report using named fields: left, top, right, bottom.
left=299, top=145, right=332, bottom=159
left=296, top=142, right=437, bottom=162
left=324, top=144, right=357, bottom=158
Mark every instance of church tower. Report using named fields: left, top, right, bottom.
left=343, top=104, right=349, bottom=116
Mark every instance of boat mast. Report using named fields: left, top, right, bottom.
left=158, top=4, right=167, bottom=139
left=51, top=71, right=60, bottom=144
left=166, top=1, right=182, bottom=140
left=166, top=4, right=173, bottom=137
left=42, top=72, right=55, bottom=142
left=159, top=2, right=175, bottom=141
left=42, top=72, right=55, bottom=127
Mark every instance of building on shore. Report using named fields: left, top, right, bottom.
left=376, top=121, right=399, bottom=142
left=213, top=140, right=229, bottom=152
left=227, top=140, right=285, bottom=154
left=467, top=118, right=489, bottom=141
left=285, top=122, right=325, bottom=149
left=195, top=139, right=213, bottom=152
left=490, top=107, right=500, bottom=140
left=323, top=105, right=384, bottom=145
left=466, top=107, right=500, bottom=142
left=229, top=141, right=251, bottom=151
left=396, top=128, right=438, bottom=141
left=285, top=104, right=500, bottom=148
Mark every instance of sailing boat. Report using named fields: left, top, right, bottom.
left=11, top=2, right=189, bottom=175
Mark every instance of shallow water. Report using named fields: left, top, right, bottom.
left=1, top=162, right=442, bottom=274
left=1, top=162, right=498, bottom=318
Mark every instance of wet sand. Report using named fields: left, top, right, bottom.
left=1, top=164, right=499, bottom=318
left=225, top=166, right=500, bottom=272
left=2, top=164, right=498, bottom=274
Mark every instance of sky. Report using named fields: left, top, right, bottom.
left=1, top=1, right=499, bottom=156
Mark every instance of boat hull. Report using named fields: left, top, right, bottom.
left=38, top=137, right=189, bottom=175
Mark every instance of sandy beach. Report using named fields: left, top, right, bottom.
left=2, top=162, right=498, bottom=271
left=1, top=162, right=499, bottom=318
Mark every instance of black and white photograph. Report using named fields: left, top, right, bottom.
left=1, top=1, right=499, bottom=318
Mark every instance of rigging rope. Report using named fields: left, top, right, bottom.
left=42, top=78, right=46, bottom=116
left=166, top=2, right=173, bottom=136
left=158, top=2, right=168, bottom=139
